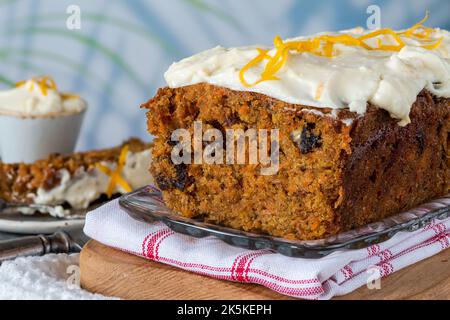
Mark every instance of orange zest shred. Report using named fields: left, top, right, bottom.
left=314, top=82, right=324, bottom=100
left=239, top=48, right=270, bottom=87
left=15, top=75, right=58, bottom=96
left=419, top=36, right=444, bottom=49
left=61, top=92, right=80, bottom=100
left=359, top=28, right=405, bottom=51
left=96, top=145, right=133, bottom=198
left=240, top=13, right=444, bottom=88
left=399, top=12, right=432, bottom=39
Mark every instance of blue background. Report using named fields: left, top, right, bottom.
left=0, top=0, right=449, bottom=150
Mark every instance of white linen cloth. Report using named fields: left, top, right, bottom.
left=0, top=253, right=115, bottom=299
left=84, top=197, right=450, bottom=300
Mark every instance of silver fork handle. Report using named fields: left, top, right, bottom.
left=0, top=231, right=74, bottom=264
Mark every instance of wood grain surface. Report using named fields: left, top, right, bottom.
left=80, top=240, right=450, bottom=300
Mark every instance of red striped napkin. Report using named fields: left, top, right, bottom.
left=84, top=196, right=450, bottom=299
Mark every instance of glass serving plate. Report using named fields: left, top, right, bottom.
left=119, top=186, right=450, bottom=258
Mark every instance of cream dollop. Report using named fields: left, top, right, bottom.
left=0, top=78, right=86, bottom=116
left=165, top=28, right=450, bottom=125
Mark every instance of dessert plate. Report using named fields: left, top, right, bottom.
left=0, top=196, right=116, bottom=235
left=0, top=213, right=85, bottom=234
left=120, top=186, right=450, bottom=258
left=0, top=201, right=95, bottom=234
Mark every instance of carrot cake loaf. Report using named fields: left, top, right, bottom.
left=0, top=138, right=153, bottom=217
left=143, top=18, right=450, bottom=240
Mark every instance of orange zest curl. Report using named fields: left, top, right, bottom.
left=239, top=48, right=271, bottom=87
left=358, top=28, right=405, bottom=50
left=399, top=12, right=433, bottom=39
left=419, top=36, right=444, bottom=50
left=240, top=13, right=444, bottom=88
left=60, top=92, right=80, bottom=100
left=15, top=75, right=57, bottom=96
left=96, top=145, right=133, bottom=198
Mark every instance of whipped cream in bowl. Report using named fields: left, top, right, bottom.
left=0, top=76, right=86, bottom=118
left=0, top=76, right=87, bottom=163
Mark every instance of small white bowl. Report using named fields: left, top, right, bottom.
left=0, top=109, right=86, bottom=163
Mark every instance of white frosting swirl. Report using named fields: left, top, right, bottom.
left=165, top=28, right=450, bottom=125
left=0, top=78, right=86, bottom=117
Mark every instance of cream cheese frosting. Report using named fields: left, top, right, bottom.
left=30, top=149, right=153, bottom=217
left=165, top=27, right=450, bottom=125
left=0, top=77, right=86, bottom=117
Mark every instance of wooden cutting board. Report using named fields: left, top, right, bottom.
left=80, top=240, right=450, bottom=300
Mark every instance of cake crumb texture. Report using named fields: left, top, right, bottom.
left=144, top=83, right=449, bottom=240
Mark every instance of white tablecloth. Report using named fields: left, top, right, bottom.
left=0, top=253, right=116, bottom=300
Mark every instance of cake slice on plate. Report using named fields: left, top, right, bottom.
left=0, top=138, right=153, bottom=217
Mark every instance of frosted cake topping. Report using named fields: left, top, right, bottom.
left=165, top=18, right=450, bottom=126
